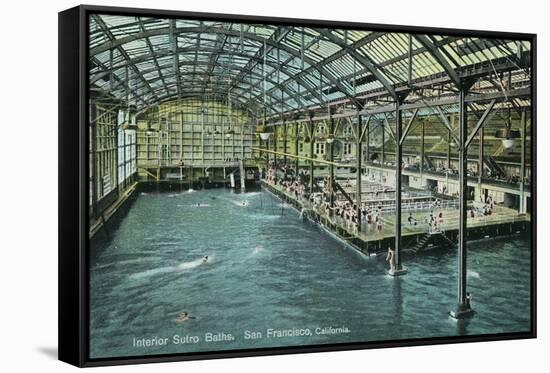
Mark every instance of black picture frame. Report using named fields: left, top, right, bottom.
left=59, top=4, right=537, bottom=367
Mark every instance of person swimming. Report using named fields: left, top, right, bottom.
left=175, top=311, right=196, bottom=323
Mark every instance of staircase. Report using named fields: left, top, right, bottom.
left=483, top=155, right=506, bottom=178
left=440, top=230, right=456, bottom=246
left=423, top=155, right=434, bottom=170
left=333, top=181, right=355, bottom=204
left=411, top=233, right=432, bottom=253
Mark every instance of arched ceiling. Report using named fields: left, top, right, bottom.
left=89, top=14, right=532, bottom=117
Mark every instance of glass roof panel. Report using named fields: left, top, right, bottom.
left=89, top=14, right=531, bottom=115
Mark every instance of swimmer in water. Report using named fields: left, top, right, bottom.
left=175, top=311, right=196, bottom=323
left=202, top=255, right=208, bottom=263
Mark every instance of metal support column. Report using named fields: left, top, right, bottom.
left=294, top=123, right=299, bottom=173
left=273, top=125, right=278, bottom=164
left=451, top=86, right=474, bottom=319
left=240, top=115, right=245, bottom=161
left=264, top=108, right=269, bottom=166
left=283, top=121, right=287, bottom=164
left=329, top=115, right=335, bottom=208
left=420, top=121, right=425, bottom=182
left=381, top=122, right=385, bottom=165
left=478, top=126, right=484, bottom=201
left=156, top=126, right=161, bottom=182
left=201, top=108, right=205, bottom=164
left=180, top=112, right=183, bottom=162
left=123, top=116, right=128, bottom=188
left=309, top=115, right=315, bottom=192
left=266, top=136, right=270, bottom=164
left=366, top=123, right=370, bottom=167
left=520, top=108, right=527, bottom=214
left=447, top=129, right=452, bottom=169
left=221, top=116, right=225, bottom=162
left=356, top=115, right=363, bottom=231
left=390, top=100, right=407, bottom=276
left=114, top=118, right=119, bottom=198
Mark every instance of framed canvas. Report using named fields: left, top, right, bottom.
left=58, top=4, right=537, bottom=367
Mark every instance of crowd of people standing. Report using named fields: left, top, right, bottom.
left=263, top=161, right=499, bottom=238
left=264, top=162, right=386, bottom=236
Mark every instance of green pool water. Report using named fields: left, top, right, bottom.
left=89, top=187, right=532, bottom=359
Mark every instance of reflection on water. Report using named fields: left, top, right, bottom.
left=89, top=188, right=531, bottom=359
left=456, top=316, right=473, bottom=336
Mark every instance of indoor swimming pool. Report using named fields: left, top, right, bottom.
left=89, top=188, right=531, bottom=358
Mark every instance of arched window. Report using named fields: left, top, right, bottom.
left=343, top=124, right=353, bottom=137
left=316, top=123, right=327, bottom=135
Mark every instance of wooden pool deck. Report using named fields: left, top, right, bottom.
left=261, top=180, right=531, bottom=254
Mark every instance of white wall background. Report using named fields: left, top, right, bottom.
left=0, top=0, right=546, bottom=371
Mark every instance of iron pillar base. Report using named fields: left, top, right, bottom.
left=450, top=304, right=475, bottom=319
